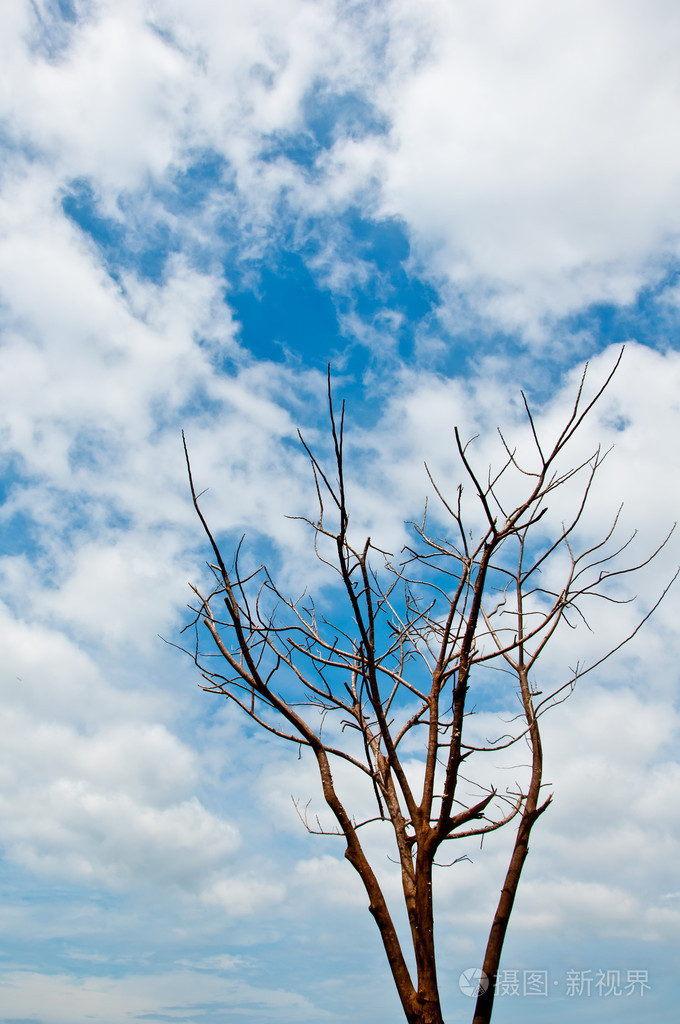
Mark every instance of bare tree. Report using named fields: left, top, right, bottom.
left=181, top=353, right=673, bottom=1024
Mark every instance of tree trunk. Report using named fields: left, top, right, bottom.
left=411, top=851, right=445, bottom=1024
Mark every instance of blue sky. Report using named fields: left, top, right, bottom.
left=1, top=1, right=680, bottom=1022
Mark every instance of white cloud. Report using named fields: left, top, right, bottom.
left=6, top=0, right=680, bottom=340
left=30, top=533, right=192, bottom=646
left=203, top=874, right=287, bottom=917
left=4, top=2, right=187, bottom=190
left=0, top=606, right=245, bottom=896
left=0, top=965, right=328, bottom=1024
left=0, top=602, right=161, bottom=726
left=339, top=0, right=680, bottom=333
left=4, top=783, right=240, bottom=890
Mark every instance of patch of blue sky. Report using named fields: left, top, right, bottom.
left=61, top=154, right=237, bottom=286
left=198, top=529, right=301, bottom=608
left=61, top=179, right=125, bottom=271
left=0, top=488, right=130, bottom=583
left=133, top=1016, right=199, bottom=1022
left=61, top=151, right=444, bottom=390
left=155, top=150, right=231, bottom=217
left=301, top=85, right=390, bottom=151
left=0, top=894, right=175, bottom=986
left=26, top=0, right=82, bottom=62
left=259, top=130, right=321, bottom=173
left=224, top=209, right=442, bottom=382
left=341, top=211, right=439, bottom=352
left=0, top=456, right=25, bottom=507
left=134, top=1008, right=260, bottom=1024
left=0, top=863, right=114, bottom=921
left=66, top=494, right=132, bottom=540
left=0, top=127, right=44, bottom=184
left=563, top=264, right=680, bottom=355
left=62, top=179, right=179, bottom=286
left=0, top=478, right=133, bottom=612
left=0, top=508, right=41, bottom=560
left=2, top=1019, right=45, bottom=1024
left=259, top=81, right=389, bottom=175
left=227, top=251, right=341, bottom=364
left=67, top=424, right=123, bottom=475
left=0, top=460, right=44, bottom=558
left=161, top=389, right=225, bottom=439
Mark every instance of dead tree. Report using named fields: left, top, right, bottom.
left=182, top=352, right=673, bottom=1024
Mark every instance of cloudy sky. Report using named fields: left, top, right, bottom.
left=1, top=1, right=680, bottom=1022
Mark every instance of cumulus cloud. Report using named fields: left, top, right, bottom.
left=0, top=604, right=242, bottom=900
left=370, top=0, right=680, bottom=333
